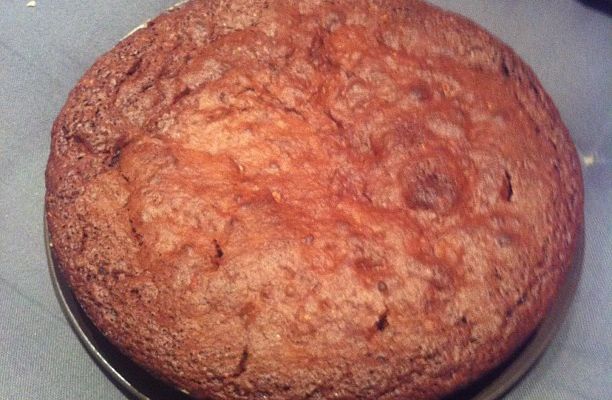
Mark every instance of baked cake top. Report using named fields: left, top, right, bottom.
left=45, top=1, right=583, bottom=399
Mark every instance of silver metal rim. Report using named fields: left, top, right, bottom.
left=46, top=219, right=148, bottom=400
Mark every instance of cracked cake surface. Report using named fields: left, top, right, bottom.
left=45, top=1, right=583, bottom=399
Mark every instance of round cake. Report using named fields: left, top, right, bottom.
left=45, top=1, right=584, bottom=399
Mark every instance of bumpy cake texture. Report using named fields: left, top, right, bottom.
left=45, top=1, right=583, bottom=399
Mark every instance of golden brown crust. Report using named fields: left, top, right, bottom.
left=45, top=1, right=583, bottom=399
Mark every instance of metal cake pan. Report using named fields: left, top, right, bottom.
left=44, top=3, right=586, bottom=398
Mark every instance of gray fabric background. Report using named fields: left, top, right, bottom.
left=0, top=1, right=610, bottom=399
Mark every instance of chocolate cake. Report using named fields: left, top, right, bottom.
left=45, top=1, right=584, bottom=398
